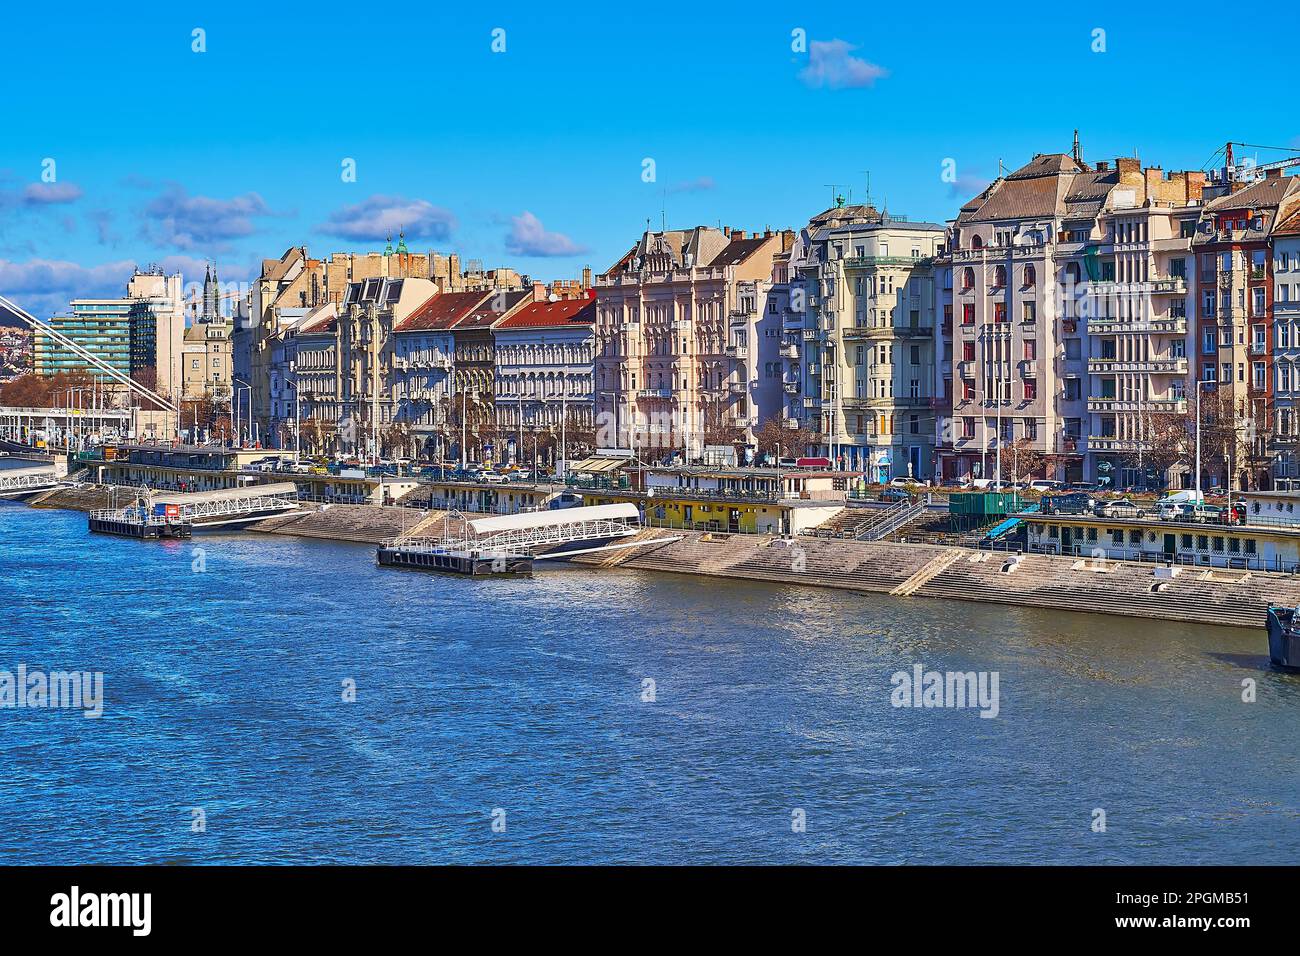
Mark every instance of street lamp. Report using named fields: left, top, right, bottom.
left=1194, top=377, right=1217, bottom=500
left=231, top=376, right=252, bottom=449
left=283, top=373, right=301, bottom=464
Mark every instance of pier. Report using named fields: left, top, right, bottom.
left=376, top=503, right=675, bottom=576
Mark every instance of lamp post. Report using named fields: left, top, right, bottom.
left=231, top=375, right=252, bottom=449
left=284, top=373, right=301, bottom=464
left=1194, top=378, right=1216, bottom=500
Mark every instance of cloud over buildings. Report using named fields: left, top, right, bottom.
left=316, top=195, right=457, bottom=243
left=141, top=185, right=279, bottom=251
left=504, top=211, right=588, bottom=257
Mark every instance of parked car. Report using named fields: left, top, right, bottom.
left=1029, top=480, right=1062, bottom=493
left=480, top=472, right=509, bottom=484
left=1041, top=492, right=1098, bottom=515
left=879, top=487, right=912, bottom=502
left=1095, top=497, right=1144, bottom=519
left=888, top=476, right=927, bottom=488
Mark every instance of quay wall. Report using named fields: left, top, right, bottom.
left=577, top=530, right=1298, bottom=630
left=16, top=486, right=1297, bottom=628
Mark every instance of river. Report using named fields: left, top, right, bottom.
left=0, top=497, right=1296, bottom=864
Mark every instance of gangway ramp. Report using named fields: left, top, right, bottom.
left=0, top=465, right=60, bottom=498
left=151, top=482, right=300, bottom=526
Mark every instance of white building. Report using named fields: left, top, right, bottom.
left=494, top=296, right=596, bottom=456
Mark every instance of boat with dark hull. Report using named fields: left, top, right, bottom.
left=1265, top=605, right=1300, bottom=671
left=376, top=543, right=532, bottom=577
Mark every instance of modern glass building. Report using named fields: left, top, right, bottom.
left=34, top=300, right=133, bottom=377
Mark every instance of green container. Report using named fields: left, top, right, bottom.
left=949, top=491, right=1023, bottom=516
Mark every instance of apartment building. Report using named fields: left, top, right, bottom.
left=1192, top=171, right=1300, bottom=489
left=936, top=148, right=1207, bottom=487
left=1268, top=208, right=1300, bottom=482
left=335, top=277, right=438, bottom=457
left=789, top=202, right=944, bottom=478
left=1085, top=162, right=1204, bottom=488
left=493, top=295, right=597, bottom=462
left=594, top=226, right=788, bottom=457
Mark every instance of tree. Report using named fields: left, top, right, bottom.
left=754, top=415, right=815, bottom=461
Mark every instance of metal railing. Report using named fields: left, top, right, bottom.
left=387, top=514, right=640, bottom=554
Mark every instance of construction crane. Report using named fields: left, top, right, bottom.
left=1216, top=141, right=1300, bottom=183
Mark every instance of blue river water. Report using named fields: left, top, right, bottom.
left=0, top=496, right=1296, bottom=864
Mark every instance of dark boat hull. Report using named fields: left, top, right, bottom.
left=1266, top=607, right=1300, bottom=671
left=88, top=516, right=192, bottom=539
left=376, top=546, right=532, bottom=577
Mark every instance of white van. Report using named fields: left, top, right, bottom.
left=1156, top=490, right=1204, bottom=521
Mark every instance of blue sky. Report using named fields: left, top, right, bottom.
left=1, top=0, right=1297, bottom=319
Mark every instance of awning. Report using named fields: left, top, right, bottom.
left=568, top=456, right=627, bottom=474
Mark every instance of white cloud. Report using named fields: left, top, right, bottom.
left=142, top=185, right=278, bottom=251
left=316, top=195, right=456, bottom=243
left=504, top=211, right=588, bottom=257
left=799, top=40, right=887, bottom=90
left=23, top=182, right=83, bottom=205
left=0, top=257, right=136, bottom=321
left=667, top=177, right=716, bottom=194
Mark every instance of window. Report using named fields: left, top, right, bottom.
left=1024, top=340, right=1037, bottom=360
left=962, top=378, right=975, bottom=400
left=1253, top=361, right=1266, bottom=389
left=961, top=417, right=975, bottom=439
left=1023, top=264, right=1036, bottom=287
left=994, top=303, right=1007, bottom=324
left=962, top=341, right=975, bottom=362
left=993, top=265, right=1007, bottom=288
left=962, top=303, right=975, bottom=325
left=1253, top=287, right=1266, bottom=317
left=1065, top=379, right=1081, bottom=401
left=1023, top=379, right=1037, bottom=401
left=1022, top=301, right=1036, bottom=323
left=962, top=268, right=975, bottom=290
left=1203, top=328, right=1216, bottom=355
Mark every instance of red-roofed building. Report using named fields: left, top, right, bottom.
left=493, top=296, right=597, bottom=460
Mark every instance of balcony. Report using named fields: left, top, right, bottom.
left=802, top=328, right=820, bottom=341
left=842, top=255, right=926, bottom=269
left=728, top=381, right=749, bottom=394
left=1087, top=437, right=1149, bottom=452
left=842, top=323, right=932, bottom=340
left=636, top=388, right=673, bottom=400
left=782, top=417, right=800, bottom=430
left=783, top=382, right=800, bottom=395
left=1086, top=357, right=1188, bottom=375
left=779, top=344, right=799, bottom=359
left=1086, top=317, right=1187, bottom=336
left=802, top=397, right=821, bottom=409
left=725, top=345, right=748, bottom=359
left=807, top=363, right=820, bottom=376
left=1087, top=277, right=1188, bottom=296
left=1086, top=397, right=1187, bottom=414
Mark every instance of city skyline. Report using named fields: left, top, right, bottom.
left=2, top=0, right=1297, bottom=321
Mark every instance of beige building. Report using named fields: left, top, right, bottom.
left=594, top=227, right=787, bottom=457
left=790, top=203, right=944, bottom=478
left=181, top=320, right=233, bottom=401
left=936, top=147, right=1203, bottom=487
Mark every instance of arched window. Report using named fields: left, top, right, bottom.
left=993, top=265, right=1007, bottom=288
left=1063, top=262, right=1081, bottom=285
left=1023, top=264, right=1036, bottom=287
left=972, top=236, right=984, bottom=250
left=962, top=268, right=975, bottom=290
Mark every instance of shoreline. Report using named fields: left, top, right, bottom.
left=12, top=482, right=1292, bottom=630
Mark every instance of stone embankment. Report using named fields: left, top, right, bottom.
left=578, top=529, right=1296, bottom=630
left=20, top=486, right=1294, bottom=628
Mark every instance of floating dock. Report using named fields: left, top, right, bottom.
left=376, top=542, right=532, bottom=576
left=88, top=505, right=192, bottom=539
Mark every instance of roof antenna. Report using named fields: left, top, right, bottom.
left=1071, top=129, right=1084, bottom=165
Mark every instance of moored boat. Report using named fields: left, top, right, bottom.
left=1265, top=605, right=1300, bottom=671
